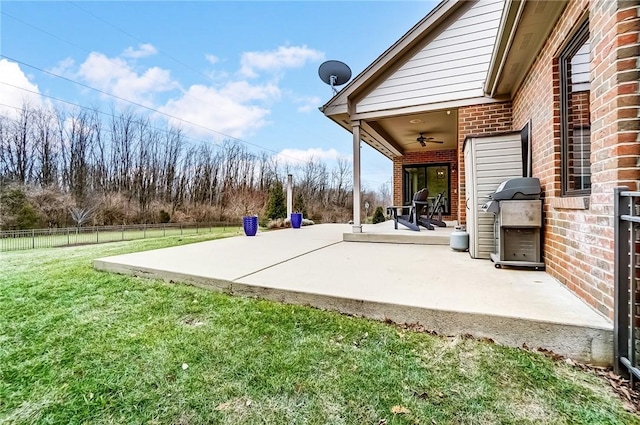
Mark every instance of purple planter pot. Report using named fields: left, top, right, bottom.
left=291, top=213, right=303, bottom=229
left=243, top=216, right=258, bottom=236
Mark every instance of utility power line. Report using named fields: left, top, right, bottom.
left=0, top=11, right=284, bottom=154
left=0, top=11, right=92, bottom=55
left=0, top=55, right=302, bottom=160
left=1, top=5, right=360, bottom=171
left=0, top=89, right=224, bottom=151
left=2, top=8, right=216, bottom=97
left=67, top=1, right=216, bottom=85
left=0, top=81, right=342, bottom=171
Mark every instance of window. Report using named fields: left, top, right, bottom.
left=560, top=20, right=591, bottom=196
left=402, top=164, right=450, bottom=214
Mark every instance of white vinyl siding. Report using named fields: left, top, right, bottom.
left=464, top=133, right=523, bottom=259
left=357, top=0, right=504, bottom=114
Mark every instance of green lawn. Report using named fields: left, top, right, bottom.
left=1, top=234, right=638, bottom=424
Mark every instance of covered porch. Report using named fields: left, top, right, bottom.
left=320, top=0, right=509, bottom=234
left=319, top=0, right=565, bottom=236
left=322, top=81, right=466, bottom=235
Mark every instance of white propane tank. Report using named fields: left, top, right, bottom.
left=450, top=226, right=469, bottom=251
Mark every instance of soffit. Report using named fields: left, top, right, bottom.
left=486, top=0, right=568, bottom=97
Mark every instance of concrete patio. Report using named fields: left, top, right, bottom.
left=94, top=222, right=613, bottom=364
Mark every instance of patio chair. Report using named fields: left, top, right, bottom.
left=388, top=188, right=434, bottom=231
left=422, top=191, right=447, bottom=228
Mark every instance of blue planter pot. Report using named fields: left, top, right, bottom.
left=291, top=213, right=303, bottom=229
left=243, top=216, right=258, bottom=236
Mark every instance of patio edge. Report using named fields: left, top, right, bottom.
left=94, top=259, right=613, bottom=365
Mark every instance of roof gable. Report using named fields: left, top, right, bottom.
left=321, top=0, right=505, bottom=118
left=355, top=0, right=504, bottom=114
left=321, top=0, right=462, bottom=116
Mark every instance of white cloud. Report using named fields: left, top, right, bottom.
left=295, top=95, right=321, bottom=113
left=158, top=83, right=273, bottom=139
left=41, top=43, right=324, bottom=145
left=56, top=44, right=298, bottom=140
left=122, top=43, right=158, bottom=59
left=274, top=147, right=349, bottom=166
left=205, top=54, right=219, bottom=65
left=240, top=45, right=325, bottom=78
left=0, top=59, right=43, bottom=118
left=77, top=52, right=177, bottom=105
left=49, top=57, right=75, bottom=76
left=220, top=80, right=281, bottom=103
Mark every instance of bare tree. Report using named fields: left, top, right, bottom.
left=32, top=108, right=59, bottom=187
left=63, top=108, right=98, bottom=203
left=3, top=105, right=34, bottom=184
left=0, top=102, right=360, bottom=226
left=160, top=125, right=183, bottom=205
left=109, top=107, right=137, bottom=196
left=378, top=180, right=392, bottom=208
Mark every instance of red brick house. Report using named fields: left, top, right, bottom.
left=321, top=0, right=639, bottom=319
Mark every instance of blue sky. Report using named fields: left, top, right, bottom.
left=0, top=1, right=438, bottom=191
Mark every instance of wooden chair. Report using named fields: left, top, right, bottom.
left=388, top=188, right=433, bottom=231
left=424, top=191, right=447, bottom=228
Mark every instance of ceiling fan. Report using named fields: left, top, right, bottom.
left=416, top=133, right=444, bottom=147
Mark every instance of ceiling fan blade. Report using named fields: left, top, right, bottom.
left=413, top=133, right=445, bottom=146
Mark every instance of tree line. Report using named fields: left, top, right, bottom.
left=0, top=103, right=389, bottom=229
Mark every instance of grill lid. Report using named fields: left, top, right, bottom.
left=488, top=177, right=541, bottom=201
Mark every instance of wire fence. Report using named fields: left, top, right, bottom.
left=0, top=222, right=239, bottom=252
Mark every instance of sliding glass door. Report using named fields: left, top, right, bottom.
left=403, top=164, right=450, bottom=214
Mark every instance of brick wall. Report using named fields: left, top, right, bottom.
left=512, top=0, right=640, bottom=319
left=457, top=101, right=513, bottom=223
left=392, top=149, right=458, bottom=221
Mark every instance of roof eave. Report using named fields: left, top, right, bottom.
left=484, top=0, right=568, bottom=99
left=484, top=0, right=525, bottom=98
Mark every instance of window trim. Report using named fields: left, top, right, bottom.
left=559, top=20, right=590, bottom=197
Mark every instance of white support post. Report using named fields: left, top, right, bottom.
left=352, top=121, right=362, bottom=233
left=286, top=174, right=293, bottom=219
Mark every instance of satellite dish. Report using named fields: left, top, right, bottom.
left=318, top=60, right=352, bottom=94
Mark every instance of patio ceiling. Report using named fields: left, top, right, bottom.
left=331, top=109, right=459, bottom=159
left=372, top=109, right=458, bottom=153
